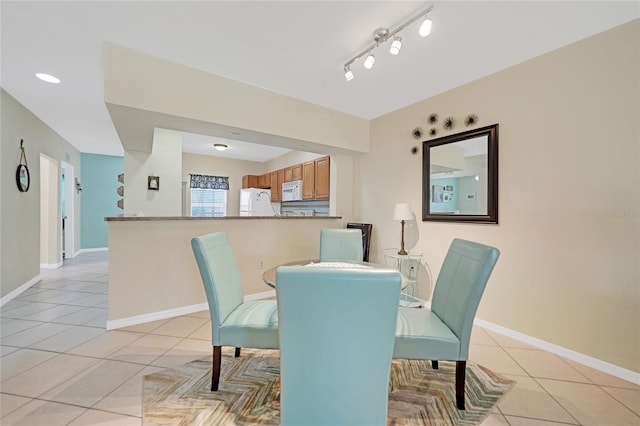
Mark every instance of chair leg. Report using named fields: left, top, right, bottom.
left=456, top=360, right=466, bottom=410
left=431, top=360, right=439, bottom=369
left=235, top=347, right=241, bottom=357
left=212, top=346, right=222, bottom=391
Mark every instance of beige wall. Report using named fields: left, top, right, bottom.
left=358, top=20, right=639, bottom=372
left=104, top=43, right=369, bottom=155
left=107, top=218, right=344, bottom=325
left=124, top=128, right=182, bottom=216
left=0, top=89, right=81, bottom=299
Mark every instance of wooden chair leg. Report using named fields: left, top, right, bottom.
left=431, top=360, right=439, bottom=369
left=212, top=346, right=222, bottom=391
left=235, top=347, right=241, bottom=357
left=456, top=360, right=466, bottom=410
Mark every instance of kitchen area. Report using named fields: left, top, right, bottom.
left=239, top=155, right=330, bottom=217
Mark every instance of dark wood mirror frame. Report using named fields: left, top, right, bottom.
left=422, top=123, right=499, bottom=224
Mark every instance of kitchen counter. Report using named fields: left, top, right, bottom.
left=105, top=215, right=341, bottom=221
left=106, top=215, right=345, bottom=329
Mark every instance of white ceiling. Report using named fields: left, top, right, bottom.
left=2, top=1, right=638, bottom=161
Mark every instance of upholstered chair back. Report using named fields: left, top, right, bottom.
left=319, top=228, right=364, bottom=263
left=430, top=238, right=500, bottom=358
left=277, top=266, right=401, bottom=426
left=191, top=232, right=244, bottom=345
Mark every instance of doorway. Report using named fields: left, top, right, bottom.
left=40, top=155, right=61, bottom=267
left=61, top=161, right=75, bottom=260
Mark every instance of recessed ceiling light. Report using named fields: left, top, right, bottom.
left=214, top=144, right=228, bottom=151
left=35, top=73, right=60, bottom=84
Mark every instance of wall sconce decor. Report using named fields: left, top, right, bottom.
left=16, top=139, right=30, bottom=192
left=75, top=177, right=82, bottom=193
left=148, top=176, right=160, bottom=190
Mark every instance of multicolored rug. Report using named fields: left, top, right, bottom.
left=143, top=348, right=513, bottom=425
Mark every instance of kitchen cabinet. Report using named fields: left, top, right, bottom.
left=314, top=156, right=330, bottom=199
left=284, top=164, right=301, bottom=182
left=242, top=175, right=258, bottom=189
left=270, top=170, right=283, bottom=202
left=258, top=173, right=271, bottom=189
left=302, top=156, right=330, bottom=200
left=302, top=161, right=315, bottom=199
left=292, top=164, right=302, bottom=181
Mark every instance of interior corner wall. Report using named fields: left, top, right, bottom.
left=357, top=20, right=639, bottom=372
left=0, top=89, right=81, bottom=298
left=81, top=153, right=124, bottom=248
left=124, top=128, right=182, bottom=216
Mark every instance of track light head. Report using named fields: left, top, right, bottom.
left=419, top=17, right=432, bottom=37
left=344, top=66, right=354, bottom=81
left=363, top=52, right=375, bottom=69
left=389, top=36, right=402, bottom=55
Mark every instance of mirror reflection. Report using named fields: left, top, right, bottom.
left=422, top=124, right=498, bottom=223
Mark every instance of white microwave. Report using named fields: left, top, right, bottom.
left=282, top=180, right=302, bottom=201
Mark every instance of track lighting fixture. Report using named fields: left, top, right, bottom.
left=344, top=66, right=354, bottom=81
left=419, top=17, right=433, bottom=37
left=363, top=52, right=376, bottom=69
left=343, top=4, right=433, bottom=81
left=389, top=36, right=402, bottom=55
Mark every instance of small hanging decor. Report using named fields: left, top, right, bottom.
left=16, top=139, right=30, bottom=192
left=412, top=127, right=424, bottom=140
left=465, top=114, right=479, bottom=127
left=428, top=113, right=438, bottom=124
left=443, top=117, right=456, bottom=130
left=410, top=146, right=420, bottom=155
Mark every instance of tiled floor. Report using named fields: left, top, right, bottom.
left=1, top=252, right=638, bottom=425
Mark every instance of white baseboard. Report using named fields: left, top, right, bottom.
left=105, top=291, right=277, bottom=331
left=0, top=275, right=43, bottom=307
left=77, top=247, right=109, bottom=254
left=245, top=290, right=276, bottom=300
left=475, top=318, right=640, bottom=385
left=40, top=262, right=63, bottom=269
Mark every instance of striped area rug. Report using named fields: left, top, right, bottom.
left=143, top=348, right=513, bottom=425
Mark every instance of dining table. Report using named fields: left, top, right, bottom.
left=262, top=259, right=407, bottom=289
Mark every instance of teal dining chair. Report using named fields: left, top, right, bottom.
left=393, top=238, right=500, bottom=410
left=277, top=266, right=401, bottom=426
left=319, top=228, right=364, bottom=263
left=191, top=232, right=279, bottom=391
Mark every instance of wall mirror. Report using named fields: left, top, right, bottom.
left=422, top=123, right=498, bottom=224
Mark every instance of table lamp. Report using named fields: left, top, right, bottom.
left=394, top=203, right=413, bottom=255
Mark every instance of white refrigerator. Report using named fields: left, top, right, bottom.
left=239, top=188, right=276, bottom=216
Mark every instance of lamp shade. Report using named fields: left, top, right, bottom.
left=393, top=203, right=413, bottom=221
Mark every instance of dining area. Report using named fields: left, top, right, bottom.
left=187, top=227, right=501, bottom=425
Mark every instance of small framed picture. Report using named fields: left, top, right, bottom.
left=445, top=185, right=453, bottom=191
left=148, top=176, right=160, bottom=190
left=16, top=164, right=30, bottom=192
left=466, top=191, right=476, bottom=200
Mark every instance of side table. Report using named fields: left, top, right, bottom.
left=384, top=249, right=423, bottom=308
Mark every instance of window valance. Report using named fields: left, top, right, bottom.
left=189, top=174, right=229, bottom=190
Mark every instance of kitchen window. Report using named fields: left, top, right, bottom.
left=189, top=174, right=229, bottom=217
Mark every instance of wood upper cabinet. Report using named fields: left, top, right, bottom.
left=292, top=164, right=302, bottom=181
left=242, top=175, right=258, bottom=189
left=258, top=173, right=271, bottom=189
left=284, top=167, right=293, bottom=182
left=270, top=170, right=282, bottom=201
left=302, top=161, right=315, bottom=199
left=314, top=156, right=330, bottom=200
left=302, top=156, right=330, bottom=200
